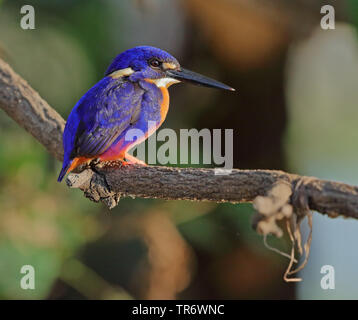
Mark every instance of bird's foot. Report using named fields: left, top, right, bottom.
left=90, top=158, right=101, bottom=168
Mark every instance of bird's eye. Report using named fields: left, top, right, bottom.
left=149, top=58, right=162, bottom=68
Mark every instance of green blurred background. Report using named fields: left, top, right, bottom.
left=0, top=0, right=357, bottom=299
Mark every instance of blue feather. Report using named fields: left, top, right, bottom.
left=58, top=46, right=177, bottom=182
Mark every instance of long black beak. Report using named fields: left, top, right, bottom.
left=166, top=68, right=235, bottom=91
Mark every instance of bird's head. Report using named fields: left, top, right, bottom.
left=105, top=46, right=235, bottom=91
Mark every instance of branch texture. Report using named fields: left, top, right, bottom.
left=1, top=57, right=358, bottom=219
left=0, top=59, right=64, bottom=161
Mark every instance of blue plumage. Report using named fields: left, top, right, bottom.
left=58, top=75, right=160, bottom=182
left=58, top=46, right=234, bottom=182
left=105, top=46, right=179, bottom=76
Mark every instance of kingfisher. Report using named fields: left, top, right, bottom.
left=58, top=46, right=235, bottom=182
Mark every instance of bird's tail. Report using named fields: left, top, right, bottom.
left=57, top=160, right=72, bottom=183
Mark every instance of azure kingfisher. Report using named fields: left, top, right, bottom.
left=58, top=46, right=235, bottom=182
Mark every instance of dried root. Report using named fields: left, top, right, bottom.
left=252, top=178, right=314, bottom=282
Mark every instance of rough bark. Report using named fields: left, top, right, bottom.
left=0, top=59, right=64, bottom=161
left=66, top=165, right=358, bottom=218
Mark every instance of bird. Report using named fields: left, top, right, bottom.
left=57, top=46, right=235, bottom=182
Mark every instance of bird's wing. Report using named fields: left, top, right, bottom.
left=69, top=79, right=143, bottom=159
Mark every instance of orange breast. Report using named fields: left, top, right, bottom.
left=67, top=82, right=171, bottom=174
left=144, top=79, right=171, bottom=127
left=158, top=86, right=170, bottom=126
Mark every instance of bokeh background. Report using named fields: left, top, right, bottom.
left=0, top=0, right=358, bottom=299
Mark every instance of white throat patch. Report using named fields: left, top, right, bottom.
left=152, top=77, right=180, bottom=88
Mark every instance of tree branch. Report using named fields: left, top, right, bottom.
left=65, top=165, right=358, bottom=218
left=1, top=57, right=358, bottom=219
left=0, top=59, right=64, bottom=161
